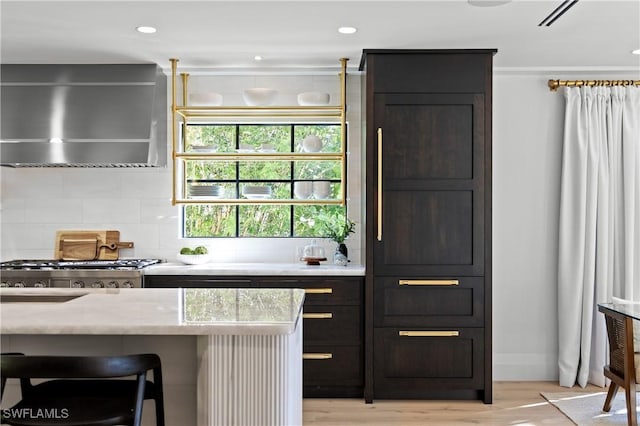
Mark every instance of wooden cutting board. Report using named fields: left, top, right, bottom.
left=54, top=230, right=133, bottom=260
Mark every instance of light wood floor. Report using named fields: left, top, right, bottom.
left=303, top=381, right=603, bottom=425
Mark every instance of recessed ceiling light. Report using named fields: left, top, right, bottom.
left=254, top=55, right=263, bottom=61
left=468, top=0, right=512, bottom=6
left=338, top=27, right=357, bottom=34
left=136, top=26, right=157, bottom=34
left=633, top=49, right=640, bottom=55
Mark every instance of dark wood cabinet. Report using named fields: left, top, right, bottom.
left=144, top=274, right=364, bottom=398
left=256, top=277, right=364, bottom=397
left=361, top=49, right=494, bottom=403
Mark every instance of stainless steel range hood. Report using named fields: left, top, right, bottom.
left=0, top=64, right=167, bottom=167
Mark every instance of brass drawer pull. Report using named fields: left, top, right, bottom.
left=303, top=353, right=333, bottom=360
left=398, top=279, right=459, bottom=286
left=305, top=288, right=333, bottom=294
left=303, top=313, right=333, bottom=319
left=399, top=331, right=459, bottom=337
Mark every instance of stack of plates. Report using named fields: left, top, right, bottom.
left=242, top=185, right=272, bottom=199
left=188, top=185, right=223, bottom=198
left=190, top=145, right=217, bottom=153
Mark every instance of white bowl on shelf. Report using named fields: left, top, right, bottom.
left=312, top=181, right=331, bottom=199
left=294, top=181, right=312, bottom=199
left=242, top=185, right=272, bottom=199
left=242, top=88, right=278, bottom=106
left=302, top=135, right=323, bottom=152
left=176, top=254, right=211, bottom=265
left=189, top=92, right=223, bottom=106
left=190, top=144, right=217, bottom=152
left=297, top=92, right=330, bottom=106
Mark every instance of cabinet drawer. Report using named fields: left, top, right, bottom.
left=144, top=275, right=253, bottom=288
left=303, top=306, right=361, bottom=345
left=257, top=277, right=362, bottom=305
left=303, top=345, right=363, bottom=386
left=374, top=277, right=483, bottom=327
left=373, top=327, right=484, bottom=398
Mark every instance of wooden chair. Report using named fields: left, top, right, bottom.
left=0, top=353, right=165, bottom=426
left=601, top=306, right=640, bottom=426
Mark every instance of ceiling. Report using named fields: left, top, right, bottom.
left=1, top=0, right=639, bottom=73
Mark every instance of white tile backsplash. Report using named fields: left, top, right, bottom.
left=0, top=73, right=364, bottom=264
left=0, top=198, right=25, bottom=223
left=81, top=198, right=142, bottom=224
left=2, top=168, right=64, bottom=198
left=25, top=198, right=84, bottom=223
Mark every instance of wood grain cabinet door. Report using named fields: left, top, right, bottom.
left=373, top=327, right=485, bottom=399
left=373, top=93, right=485, bottom=276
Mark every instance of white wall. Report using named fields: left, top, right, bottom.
left=2, top=68, right=638, bottom=381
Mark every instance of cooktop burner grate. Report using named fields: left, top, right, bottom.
left=0, top=259, right=161, bottom=270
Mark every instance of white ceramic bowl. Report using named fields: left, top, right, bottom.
left=177, top=254, right=211, bottom=265
left=243, top=88, right=278, bottom=106
left=294, top=181, right=312, bottom=199
left=312, top=181, right=331, bottom=199
left=297, top=92, right=330, bottom=106
left=302, top=135, right=323, bottom=152
left=189, top=92, right=223, bottom=106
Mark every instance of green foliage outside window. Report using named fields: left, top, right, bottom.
left=183, top=123, right=347, bottom=238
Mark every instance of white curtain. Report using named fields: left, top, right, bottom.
left=558, top=86, right=640, bottom=388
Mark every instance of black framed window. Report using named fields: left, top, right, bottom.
left=182, top=123, right=346, bottom=238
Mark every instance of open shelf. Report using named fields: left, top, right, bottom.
left=169, top=58, right=348, bottom=206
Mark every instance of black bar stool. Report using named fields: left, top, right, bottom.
left=0, top=353, right=165, bottom=426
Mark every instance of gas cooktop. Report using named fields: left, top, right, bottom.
left=0, top=259, right=161, bottom=271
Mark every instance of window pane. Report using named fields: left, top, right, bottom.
left=294, top=205, right=343, bottom=237
left=239, top=161, right=291, bottom=180
left=186, top=161, right=236, bottom=181
left=239, top=125, right=290, bottom=151
left=239, top=205, right=290, bottom=237
left=294, top=125, right=341, bottom=153
left=185, top=125, right=235, bottom=152
left=294, top=160, right=341, bottom=180
left=184, top=205, right=236, bottom=237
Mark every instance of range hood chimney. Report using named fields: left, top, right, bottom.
left=0, top=64, right=167, bottom=167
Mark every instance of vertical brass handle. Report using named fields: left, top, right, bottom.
left=377, top=127, right=383, bottom=241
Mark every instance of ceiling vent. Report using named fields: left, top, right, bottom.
left=538, top=0, right=580, bottom=26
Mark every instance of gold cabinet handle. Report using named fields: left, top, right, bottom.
left=398, top=279, right=460, bottom=286
left=304, top=288, right=333, bottom=294
left=399, top=331, right=460, bottom=337
left=377, top=127, right=383, bottom=241
left=303, top=313, right=333, bottom=319
left=303, top=353, right=333, bottom=360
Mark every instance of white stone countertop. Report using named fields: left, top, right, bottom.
left=0, top=287, right=304, bottom=336
left=143, top=262, right=365, bottom=276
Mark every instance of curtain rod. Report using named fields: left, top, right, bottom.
left=548, top=79, right=640, bottom=91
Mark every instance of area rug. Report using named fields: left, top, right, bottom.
left=542, top=391, right=639, bottom=425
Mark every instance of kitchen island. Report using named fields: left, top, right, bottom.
left=142, top=262, right=366, bottom=398
left=0, top=287, right=305, bottom=426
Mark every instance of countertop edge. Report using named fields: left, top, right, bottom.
left=143, top=262, right=366, bottom=276
left=0, top=288, right=304, bottom=336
